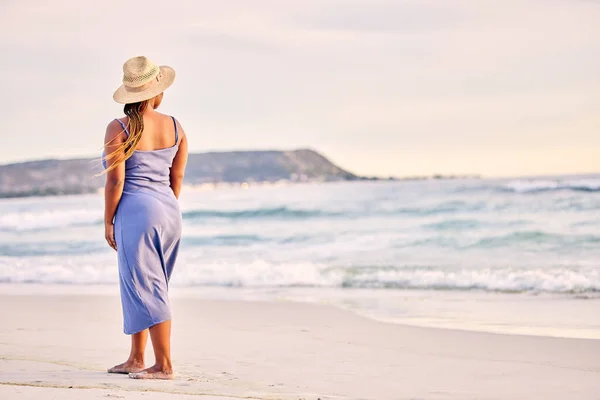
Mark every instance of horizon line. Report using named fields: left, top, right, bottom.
left=1, top=150, right=599, bottom=181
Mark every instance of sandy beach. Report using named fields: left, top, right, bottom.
left=0, top=289, right=598, bottom=400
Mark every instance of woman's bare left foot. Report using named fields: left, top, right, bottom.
left=129, top=365, right=174, bottom=380
left=107, top=360, right=145, bottom=374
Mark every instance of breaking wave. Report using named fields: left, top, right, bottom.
left=1, top=257, right=598, bottom=294
left=500, top=178, right=600, bottom=193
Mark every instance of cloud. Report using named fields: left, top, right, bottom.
left=0, top=0, right=599, bottom=176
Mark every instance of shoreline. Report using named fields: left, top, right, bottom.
left=1, top=283, right=599, bottom=340
left=1, top=292, right=599, bottom=399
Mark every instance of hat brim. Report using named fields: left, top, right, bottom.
left=112, top=66, right=175, bottom=104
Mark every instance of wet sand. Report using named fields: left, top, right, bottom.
left=1, top=292, right=599, bottom=399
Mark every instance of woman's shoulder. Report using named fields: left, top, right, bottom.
left=107, top=117, right=128, bottom=129
left=105, top=118, right=128, bottom=141
left=154, top=111, right=181, bottom=123
left=155, top=112, right=186, bottom=136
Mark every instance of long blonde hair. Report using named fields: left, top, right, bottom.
left=103, top=100, right=149, bottom=173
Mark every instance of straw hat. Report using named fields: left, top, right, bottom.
left=113, top=56, right=176, bottom=104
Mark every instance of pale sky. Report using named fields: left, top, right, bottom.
left=0, top=0, right=598, bottom=177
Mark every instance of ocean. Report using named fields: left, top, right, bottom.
left=1, top=177, right=599, bottom=338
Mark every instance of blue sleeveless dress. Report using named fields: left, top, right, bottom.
left=103, top=117, right=182, bottom=335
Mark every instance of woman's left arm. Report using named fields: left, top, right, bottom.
left=103, top=120, right=126, bottom=251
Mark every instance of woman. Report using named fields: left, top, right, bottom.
left=102, top=56, right=188, bottom=380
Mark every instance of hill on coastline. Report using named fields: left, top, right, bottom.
left=0, top=149, right=360, bottom=198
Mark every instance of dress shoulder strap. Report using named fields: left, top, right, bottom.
left=170, top=116, right=178, bottom=145
left=114, top=118, right=130, bottom=137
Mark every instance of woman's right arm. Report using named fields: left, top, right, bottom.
left=170, top=122, right=188, bottom=199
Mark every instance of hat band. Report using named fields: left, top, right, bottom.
left=124, top=72, right=163, bottom=93
left=122, top=65, right=160, bottom=88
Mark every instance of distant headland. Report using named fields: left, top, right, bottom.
left=0, top=149, right=479, bottom=198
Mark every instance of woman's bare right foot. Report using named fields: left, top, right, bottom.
left=129, top=364, right=174, bottom=380
left=107, top=360, right=145, bottom=374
